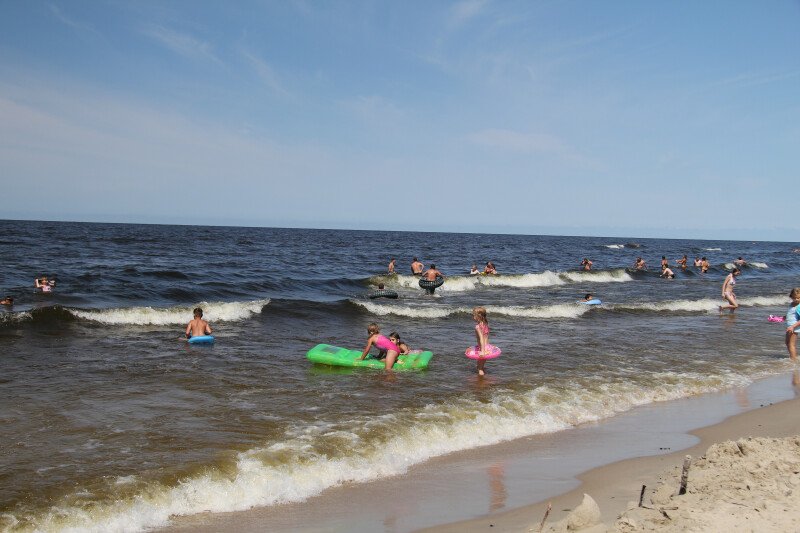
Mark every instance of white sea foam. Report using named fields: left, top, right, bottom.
left=705, top=248, right=722, bottom=251
left=375, top=270, right=631, bottom=293
left=353, top=301, right=590, bottom=319
left=604, top=244, right=625, bottom=249
left=750, top=262, right=769, bottom=269
left=610, top=295, right=788, bottom=313
left=69, top=300, right=270, bottom=326
left=22, top=366, right=783, bottom=533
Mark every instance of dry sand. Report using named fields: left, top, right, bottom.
left=425, top=391, right=800, bottom=533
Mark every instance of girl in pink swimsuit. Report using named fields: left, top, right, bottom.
left=473, top=306, right=491, bottom=376
left=359, top=323, right=400, bottom=370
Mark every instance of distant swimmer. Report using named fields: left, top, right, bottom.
left=470, top=264, right=480, bottom=275
left=411, top=257, right=424, bottom=276
left=661, top=256, right=668, bottom=269
left=186, top=307, right=212, bottom=339
left=693, top=256, right=702, bottom=267
left=388, top=258, right=396, bottom=274
left=784, top=288, right=800, bottom=361
left=661, top=265, right=675, bottom=279
left=483, top=261, right=497, bottom=275
left=700, top=257, right=710, bottom=273
left=734, top=256, right=747, bottom=267
left=34, top=276, right=54, bottom=293
left=580, top=293, right=594, bottom=302
left=633, top=257, right=647, bottom=270
left=580, top=258, right=593, bottom=271
left=719, top=267, right=741, bottom=313
left=676, top=255, right=688, bottom=270
left=359, top=322, right=399, bottom=370
left=0, top=296, right=13, bottom=306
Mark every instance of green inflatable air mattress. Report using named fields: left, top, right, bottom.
left=306, top=343, right=433, bottom=370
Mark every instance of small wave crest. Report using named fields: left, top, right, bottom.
left=604, top=244, right=624, bottom=249
left=69, top=299, right=270, bottom=326
left=352, top=300, right=590, bottom=319
left=369, top=270, right=631, bottom=292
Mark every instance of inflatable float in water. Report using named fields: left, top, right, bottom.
left=580, top=299, right=602, bottom=305
left=187, top=335, right=215, bottom=345
left=419, top=276, right=444, bottom=294
left=306, top=343, right=433, bottom=370
left=465, top=344, right=502, bottom=360
left=368, top=289, right=399, bottom=299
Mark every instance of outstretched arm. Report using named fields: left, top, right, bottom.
left=360, top=336, right=374, bottom=360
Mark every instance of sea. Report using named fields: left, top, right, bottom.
left=0, top=219, right=797, bottom=532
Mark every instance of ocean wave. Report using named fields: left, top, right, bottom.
left=369, top=270, right=632, bottom=292
left=604, top=244, right=625, bottom=249
left=610, top=295, right=788, bottom=313
left=704, top=248, right=722, bottom=251
left=352, top=300, right=590, bottom=319
left=16, top=365, right=783, bottom=533
left=68, top=299, right=270, bottom=326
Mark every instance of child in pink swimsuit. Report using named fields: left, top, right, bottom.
left=473, top=306, right=491, bottom=376
left=359, top=322, right=400, bottom=370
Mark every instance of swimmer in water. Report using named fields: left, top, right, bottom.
left=35, top=276, right=54, bottom=293
left=676, top=255, right=688, bottom=270
left=734, top=256, right=747, bottom=267
left=580, top=258, right=593, bottom=271
left=580, top=293, right=594, bottom=302
left=633, top=257, right=647, bottom=270
left=661, top=265, right=675, bottom=279
left=483, top=261, right=497, bottom=275
left=359, top=322, right=399, bottom=370
left=700, top=257, right=710, bottom=273
left=388, top=332, right=410, bottom=355
left=421, top=264, right=444, bottom=294
left=719, top=267, right=741, bottom=312
left=470, top=265, right=480, bottom=275
left=411, top=257, right=424, bottom=276
left=0, top=296, right=13, bottom=306
left=388, top=258, right=396, bottom=274
left=186, top=307, right=212, bottom=339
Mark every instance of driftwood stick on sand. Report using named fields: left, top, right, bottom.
left=537, top=502, right=552, bottom=532
left=678, top=455, right=692, bottom=495
left=638, top=484, right=647, bottom=507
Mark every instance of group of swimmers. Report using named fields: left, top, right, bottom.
left=1, top=276, right=56, bottom=306
left=359, top=306, right=493, bottom=374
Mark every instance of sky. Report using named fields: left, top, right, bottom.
left=1, top=1, right=798, bottom=240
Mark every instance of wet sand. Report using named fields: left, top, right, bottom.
left=163, top=372, right=800, bottom=533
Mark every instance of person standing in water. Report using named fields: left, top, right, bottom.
left=472, top=306, right=492, bottom=376
left=719, top=267, right=741, bottom=312
left=388, top=258, right=396, bottom=274
left=784, top=288, right=800, bottom=361
left=186, top=307, right=212, bottom=339
left=411, top=257, right=424, bottom=276
left=421, top=264, right=444, bottom=294
left=358, top=323, right=400, bottom=370
left=676, top=255, right=688, bottom=270
left=580, top=258, right=593, bottom=271
left=700, top=257, right=710, bottom=273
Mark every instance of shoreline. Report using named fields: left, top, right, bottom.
left=422, top=373, right=800, bottom=532
left=163, top=371, right=800, bottom=533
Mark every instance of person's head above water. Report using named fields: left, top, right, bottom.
left=378, top=283, right=385, bottom=289
left=367, top=322, right=380, bottom=335
left=430, top=264, right=436, bottom=269
left=584, top=293, right=592, bottom=300
left=193, top=307, right=203, bottom=318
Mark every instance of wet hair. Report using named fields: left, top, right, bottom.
left=430, top=264, right=436, bottom=269
left=472, top=306, right=487, bottom=324
left=702, top=257, right=707, bottom=261
left=367, top=322, right=380, bottom=335
left=662, top=256, right=666, bottom=260
left=378, top=283, right=385, bottom=289
left=790, top=288, right=800, bottom=299
left=412, top=257, right=418, bottom=261
left=389, top=331, right=400, bottom=341
left=193, top=307, right=203, bottom=317
left=731, top=267, right=741, bottom=275
left=584, top=293, right=592, bottom=299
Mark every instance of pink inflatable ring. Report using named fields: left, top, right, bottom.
left=465, top=344, right=502, bottom=360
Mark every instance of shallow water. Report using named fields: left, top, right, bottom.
left=0, top=220, right=796, bottom=532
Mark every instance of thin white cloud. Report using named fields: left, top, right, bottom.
left=142, top=24, right=220, bottom=64
left=47, top=3, right=100, bottom=38
left=447, top=0, right=489, bottom=30
left=468, top=128, right=603, bottom=170
left=340, top=95, right=405, bottom=125
left=239, top=49, right=292, bottom=99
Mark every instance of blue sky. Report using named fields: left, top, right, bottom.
left=1, top=1, right=798, bottom=240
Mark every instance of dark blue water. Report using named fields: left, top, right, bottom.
left=0, top=220, right=797, bottom=532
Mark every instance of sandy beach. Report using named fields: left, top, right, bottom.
left=162, top=372, right=800, bottom=533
